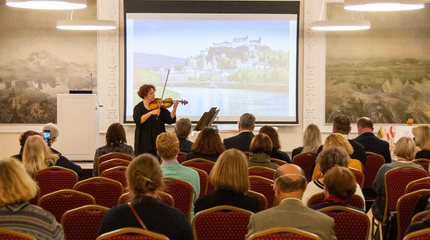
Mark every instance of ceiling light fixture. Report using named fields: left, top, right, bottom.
left=5, top=0, right=87, bottom=10
left=344, top=0, right=425, bottom=11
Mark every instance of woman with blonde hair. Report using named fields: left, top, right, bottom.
left=292, top=124, right=322, bottom=159
left=22, top=135, right=59, bottom=177
left=0, top=157, right=63, bottom=239
left=185, top=127, right=225, bottom=162
left=412, top=125, right=430, bottom=159
left=98, top=154, right=193, bottom=240
left=259, top=125, right=291, bottom=163
left=194, top=149, right=259, bottom=213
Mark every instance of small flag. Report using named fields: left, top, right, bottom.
left=385, top=126, right=394, bottom=140
left=377, top=126, right=385, bottom=139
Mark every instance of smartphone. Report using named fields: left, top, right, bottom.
left=43, top=130, right=51, bottom=146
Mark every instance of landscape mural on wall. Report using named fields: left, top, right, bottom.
left=326, top=3, right=430, bottom=124
left=0, top=1, right=97, bottom=123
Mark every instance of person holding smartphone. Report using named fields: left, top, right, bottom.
left=42, top=123, right=83, bottom=178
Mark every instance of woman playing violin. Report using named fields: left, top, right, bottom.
left=133, top=84, right=178, bottom=156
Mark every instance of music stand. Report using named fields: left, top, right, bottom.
left=194, top=107, right=220, bottom=131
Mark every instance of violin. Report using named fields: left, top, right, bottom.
left=149, top=98, right=188, bottom=110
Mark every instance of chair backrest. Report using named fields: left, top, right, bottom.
left=306, top=192, right=325, bottom=207
left=406, top=177, right=430, bottom=193
left=247, top=227, right=322, bottom=240
left=363, top=152, right=385, bottom=189
left=74, top=177, right=124, bottom=208
left=98, top=152, right=133, bottom=165
left=177, top=152, right=187, bottom=164
left=384, top=166, right=429, bottom=222
left=292, top=152, right=316, bottom=181
left=38, top=189, right=95, bottom=222
left=117, top=192, right=175, bottom=207
left=0, top=228, right=36, bottom=240
left=96, top=227, right=169, bottom=240
left=98, top=159, right=130, bottom=176
left=34, top=166, right=79, bottom=196
left=101, top=166, right=128, bottom=188
left=317, top=206, right=370, bottom=240
left=61, top=204, right=109, bottom=240
left=349, top=167, right=365, bottom=189
left=411, top=209, right=430, bottom=223
left=249, top=176, right=275, bottom=208
left=270, top=158, right=287, bottom=166
left=249, top=166, right=276, bottom=180
left=243, top=151, right=252, bottom=158
left=192, top=205, right=253, bottom=240
left=28, top=185, right=40, bottom=205
left=396, top=189, right=430, bottom=240
left=186, top=166, right=208, bottom=196
left=162, top=177, right=194, bottom=222
left=412, top=159, right=430, bottom=175
left=403, top=228, right=430, bottom=240
left=306, top=192, right=364, bottom=209
left=181, top=158, right=215, bottom=175
left=247, top=190, right=268, bottom=211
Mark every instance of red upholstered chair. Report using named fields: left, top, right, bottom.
left=306, top=192, right=364, bottom=210
left=98, top=152, right=133, bottom=165
left=317, top=206, right=370, bottom=240
left=292, top=152, right=316, bottom=181
left=372, top=166, right=428, bottom=238
left=247, top=190, right=268, bottom=211
left=118, top=192, right=174, bottom=207
left=73, top=177, right=124, bottom=208
left=349, top=167, right=365, bottom=189
left=177, top=152, right=187, bottom=164
left=396, top=189, right=430, bottom=240
left=412, top=159, right=430, bottom=175
left=363, top=152, right=385, bottom=203
left=270, top=158, right=287, bottom=166
left=101, top=166, right=128, bottom=188
left=187, top=167, right=208, bottom=196
left=34, top=166, right=79, bottom=196
left=248, top=166, right=276, bottom=180
left=61, top=204, right=109, bottom=240
left=38, top=189, right=95, bottom=222
left=29, top=186, right=40, bottom=205
left=162, top=177, right=194, bottom=222
left=243, top=151, right=252, bottom=158
left=306, top=192, right=325, bottom=207
left=0, top=228, right=36, bottom=240
left=405, top=177, right=430, bottom=194
left=249, top=176, right=275, bottom=208
left=192, top=205, right=253, bottom=240
left=182, top=158, right=215, bottom=194
left=96, top=227, right=169, bottom=240
left=403, top=228, right=430, bottom=240
left=411, top=209, right=430, bottom=223
left=247, top=227, right=322, bottom=240
left=98, top=159, right=130, bottom=176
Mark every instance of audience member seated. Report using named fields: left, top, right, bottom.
left=11, top=130, right=40, bottom=162
left=43, top=123, right=82, bottom=177
left=157, top=132, right=200, bottom=220
left=412, top=125, right=430, bottom=159
left=245, top=164, right=336, bottom=240
left=372, top=137, right=424, bottom=221
left=302, top=147, right=365, bottom=207
left=22, top=135, right=59, bottom=177
left=354, top=117, right=391, bottom=163
left=0, top=157, right=63, bottom=240
left=292, top=123, right=322, bottom=159
left=194, top=149, right=260, bottom=214
left=185, top=127, right=225, bottom=162
left=410, top=194, right=430, bottom=222
left=259, top=125, right=291, bottom=163
left=405, top=209, right=430, bottom=236
left=93, top=122, right=134, bottom=176
left=248, top=133, right=279, bottom=170
left=175, top=118, right=193, bottom=153
left=224, top=113, right=255, bottom=151
left=98, top=154, right=193, bottom=240
left=310, top=166, right=365, bottom=212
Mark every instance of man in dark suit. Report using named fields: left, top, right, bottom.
left=223, top=113, right=255, bottom=152
left=354, top=117, right=391, bottom=163
left=246, top=164, right=336, bottom=240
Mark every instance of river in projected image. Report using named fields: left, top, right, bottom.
left=172, top=87, right=289, bottom=118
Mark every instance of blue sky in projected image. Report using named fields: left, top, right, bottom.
left=131, top=19, right=293, bottom=58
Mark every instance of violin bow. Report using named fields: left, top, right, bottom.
left=158, top=69, right=170, bottom=109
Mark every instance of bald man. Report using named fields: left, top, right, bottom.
left=246, top=164, right=336, bottom=240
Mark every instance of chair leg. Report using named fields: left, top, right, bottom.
left=372, top=216, right=383, bottom=240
